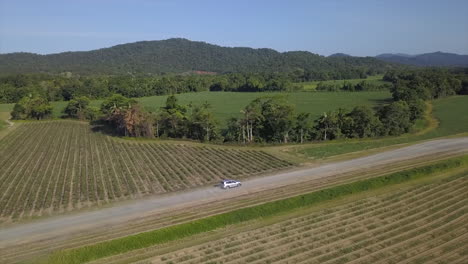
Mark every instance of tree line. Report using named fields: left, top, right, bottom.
left=99, top=94, right=218, bottom=141
left=97, top=93, right=425, bottom=143
left=316, top=80, right=391, bottom=92
left=0, top=71, right=386, bottom=104
left=0, top=74, right=213, bottom=104
left=9, top=68, right=468, bottom=144
left=8, top=92, right=426, bottom=143
left=385, top=68, right=467, bottom=100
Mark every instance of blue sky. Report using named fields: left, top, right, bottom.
left=1, top=0, right=467, bottom=56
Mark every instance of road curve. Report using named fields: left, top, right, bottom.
left=0, top=137, right=467, bottom=247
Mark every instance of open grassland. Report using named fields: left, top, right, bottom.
left=145, top=171, right=467, bottom=264
left=298, top=75, right=389, bottom=91
left=137, top=91, right=390, bottom=124
left=0, top=91, right=391, bottom=123
left=0, top=121, right=291, bottom=223
left=294, top=95, right=468, bottom=159
left=427, top=95, right=468, bottom=136
left=45, top=156, right=468, bottom=264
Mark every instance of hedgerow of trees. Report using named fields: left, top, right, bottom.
left=93, top=93, right=421, bottom=144
left=316, top=80, right=391, bottom=91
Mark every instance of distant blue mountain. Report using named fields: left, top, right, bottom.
left=376, top=51, right=468, bottom=67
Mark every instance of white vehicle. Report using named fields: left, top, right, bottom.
left=220, top=179, right=242, bottom=189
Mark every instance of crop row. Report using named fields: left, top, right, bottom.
left=1, top=157, right=431, bottom=264
left=0, top=121, right=292, bottom=221
left=153, top=174, right=467, bottom=264
left=45, top=157, right=468, bottom=264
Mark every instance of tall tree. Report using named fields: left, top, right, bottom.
left=314, top=112, right=341, bottom=140
left=240, top=99, right=263, bottom=143
left=189, top=102, right=218, bottom=141
left=295, top=112, right=312, bottom=143
left=64, top=96, right=91, bottom=119
left=343, top=106, right=382, bottom=138
left=378, top=101, right=412, bottom=136
left=11, top=96, right=53, bottom=120
left=260, top=97, right=295, bottom=143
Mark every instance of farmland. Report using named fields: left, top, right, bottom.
left=0, top=91, right=391, bottom=123
left=146, top=171, right=467, bottom=264
left=0, top=95, right=466, bottom=223
left=43, top=156, right=468, bottom=264
left=0, top=121, right=291, bottom=222
left=1, top=149, right=464, bottom=264
left=0, top=5, right=466, bottom=263
left=137, top=91, right=391, bottom=123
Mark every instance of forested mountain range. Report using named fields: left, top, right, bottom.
left=376, top=52, right=468, bottom=67
left=0, top=38, right=392, bottom=76
left=328, top=53, right=352, bottom=57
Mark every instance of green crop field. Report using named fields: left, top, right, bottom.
left=0, top=121, right=291, bottom=222
left=295, top=95, right=468, bottom=159
left=138, top=91, right=391, bottom=124
left=426, top=95, right=468, bottom=137
left=298, top=75, right=389, bottom=91
left=0, top=91, right=391, bottom=124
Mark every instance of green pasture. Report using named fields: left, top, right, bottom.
left=137, top=91, right=390, bottom=123
left=298, top=95, right=468, bottom=159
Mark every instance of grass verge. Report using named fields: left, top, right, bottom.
left=46, top=155, right=468, bottom=264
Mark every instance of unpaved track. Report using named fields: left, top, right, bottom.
left=0, top=137, right=467, bottom=248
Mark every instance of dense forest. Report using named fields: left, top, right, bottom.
left=0, top=38, right=393, bottom=76
left=10, top=69, right=468, bottom=144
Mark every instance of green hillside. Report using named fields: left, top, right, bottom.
left=0, top=38, right=393, bottom=75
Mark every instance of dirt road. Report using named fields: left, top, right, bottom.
left=0, top=137, right=467, bottom=248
